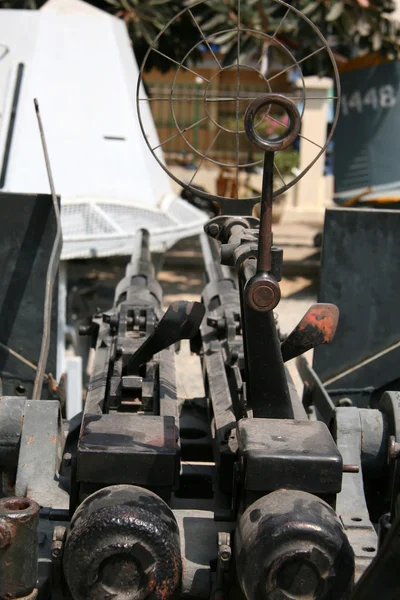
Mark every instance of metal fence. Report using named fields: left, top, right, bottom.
left=147, top=82, right=268, bottom=166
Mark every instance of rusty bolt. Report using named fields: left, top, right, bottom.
left=253, top=285, right=274, bottom=308
left=245, top=274, right=281, bottom=312
left=0, top=521, right=11, bottom=549
left=389, top=435, right=400, bottom=460
left=219, top=545, right=231, bottom=562
left=51, top=541, right=63, bottom=560
left=51, top=526, right=66, bottom=561
left=343, top=464, right=360, bottom=473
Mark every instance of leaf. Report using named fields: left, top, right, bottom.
left=326, top=2, right=344, bottom=22
left=372, top=29, right=382, bottom=50
left=211, top=30, right=237, bottom=45
left=302, top=1, right=320, bottom=16
left=340, top=9, right=357, bottom=36
left=357, top=17, right=372, bottom=36
left=5, top=0, right=399, bottom=76
left=201, top=12, right=230, bottom=31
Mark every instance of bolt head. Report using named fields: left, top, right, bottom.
left=208, top=223, right=220, bottom=237
left=245, top=274, right=280, bottom=312
left=274, top=556, right=320, bottom=599
left=220, top=549, right=231, bottom=561
left=253, top=284, right=274, bottom=308
left=267, top=546, right=331, bottom=600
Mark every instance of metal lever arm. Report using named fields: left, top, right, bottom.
left=127, top=300, right=205, bottom=374
left=281, top=303, right=339, bottom=362
left=244, top=94, right=301, bottom=276
left=243, top=94, right=301, bottom=314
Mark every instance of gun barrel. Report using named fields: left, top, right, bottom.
left=125, top=228, right=153, bottom=279
left=200, top=233, right=231, bottom=283
left=114, top=228, right=161, bottom=310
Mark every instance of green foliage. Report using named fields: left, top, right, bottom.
left=107, top=1, right=203, bottom=72
left=2, top=0, right=400, bottom=69
left=197, top=0, right=400, bottom=73
left=0, top=0, right=40, bottom=6
left=274, top=149, right=299, bottom=176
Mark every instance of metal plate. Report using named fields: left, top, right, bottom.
left=314, top=207, right=400, bottom=390
left=0, top=193, right=58, bottom=398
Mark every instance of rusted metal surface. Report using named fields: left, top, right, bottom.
left=281, top=303, right=339, bottom=362
left=235, top=490, right=354, bottom=600
left=15, top=400, right=68, bottom=510
left=244, top=272, right=281, bottom=312
left=63, top=485, right=182, bottom=600
left=0, top=497, right=39, bottom=600
left=243, top=96, right=300, bottom=276
left=256, top=151, right=274, bottom=273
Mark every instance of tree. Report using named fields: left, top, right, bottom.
left=195, top=0, right=400, bottom=71
left=2, top=0, right=400, bottom=71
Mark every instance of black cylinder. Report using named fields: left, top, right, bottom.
left=0, top=496, right=39, bottom=600
left=235, top=489, right=354, bottom=600
left=63, top=485, right=182, bottom=600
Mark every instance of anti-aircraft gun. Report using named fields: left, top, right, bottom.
left=2, top=1, right=400, bottom=599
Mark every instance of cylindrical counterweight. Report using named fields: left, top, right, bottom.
left=0, top=497, right=39, bottom=600
left=63, top=485, right=182, bottom=600
left=235, top=490, right=354, bottom=600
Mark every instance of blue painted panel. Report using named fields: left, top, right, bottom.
left=335, top=61, right=400, bottom=194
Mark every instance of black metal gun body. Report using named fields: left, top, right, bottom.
left=75, top=229, right=202, bottom=507
left=2, top=93, right=400, bottom=600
